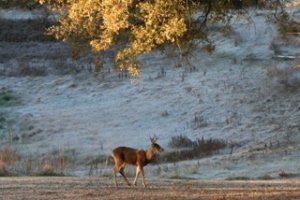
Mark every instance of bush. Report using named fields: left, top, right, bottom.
left=268, top=64, right=300, bottom=91
left=191, top=113, right=209, bottom=129
left=225, top=176, right=251, bottom=181
left=0, top=0, right=41, bottom=9
left=168, top=134, right=193, bottom=148
left=161, top=135, right=227, bottom=163
left=0, top=92, right=21, bottom=106
left=18, top=61, right=47, bottom=76
left=0, top=18, right=55, bottom=42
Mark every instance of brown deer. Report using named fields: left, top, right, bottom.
left=111, top=136, right=164, bottom=187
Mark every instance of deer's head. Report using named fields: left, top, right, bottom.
left=150, top=136, right=164, bottom=153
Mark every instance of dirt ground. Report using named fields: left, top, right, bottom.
left=0, top=177, right=300, bottom=200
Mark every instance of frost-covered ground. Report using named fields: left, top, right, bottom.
left=0, top=6, right=300, bottom=180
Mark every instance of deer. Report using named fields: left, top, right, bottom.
left=111, top=136, right=164, bottom=187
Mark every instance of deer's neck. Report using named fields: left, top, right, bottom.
left=145, top=148, right=156, bottom=162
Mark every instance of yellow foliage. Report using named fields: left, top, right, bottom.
left=39, top=0, right=191, bottom=76
left=115, top=0, right=187, bottom=74
left=41, top=0, right=277, bottom=76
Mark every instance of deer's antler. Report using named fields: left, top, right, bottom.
left=150, top=135, right=159, bottom=143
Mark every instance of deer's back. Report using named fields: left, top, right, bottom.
left=112, top=147, right=139, bottom=165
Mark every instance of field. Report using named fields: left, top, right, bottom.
left=1, top=177, right=300, bottom=200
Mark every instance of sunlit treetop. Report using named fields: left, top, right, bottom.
left=40, top=0, right=290, bottom=77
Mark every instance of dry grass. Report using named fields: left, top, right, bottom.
left=0, top=177, right=299, bottom=199
left=0, top=159, right=5, bottom=175
left=0, top=147, right=17, bottom=164
left=0, top=147, right=17, bottom=176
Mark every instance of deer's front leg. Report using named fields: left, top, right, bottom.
left=140, top=167, right=146, bottom=188
left=133, top=166, right=141, bottom=186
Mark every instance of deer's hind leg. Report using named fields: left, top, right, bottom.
left=115, top=162, right=130, bottom=186
left=113, top=165, right=119, bottom=187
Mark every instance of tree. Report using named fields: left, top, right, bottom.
left=40, top=0, right=288, bottom=76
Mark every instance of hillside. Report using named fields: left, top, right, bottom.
left=0, top=6, right=300, bottom=180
